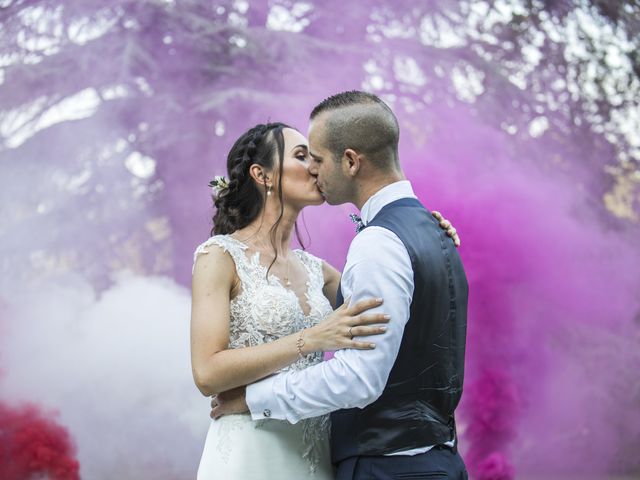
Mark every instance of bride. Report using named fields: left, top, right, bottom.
left=191, top=122, right=459, bottom=479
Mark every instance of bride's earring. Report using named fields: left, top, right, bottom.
left=266, top=184, right=272, bottom=196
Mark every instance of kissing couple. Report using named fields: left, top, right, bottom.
left=191, top=90, right=469, bottom=479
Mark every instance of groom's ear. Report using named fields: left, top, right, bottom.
left=343, top=149, right=361, bottom=177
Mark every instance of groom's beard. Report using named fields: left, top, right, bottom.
left=316, top=185, right=350, bottom=206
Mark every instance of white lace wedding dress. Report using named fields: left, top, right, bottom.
left=193, top=235, right=334, bottom=480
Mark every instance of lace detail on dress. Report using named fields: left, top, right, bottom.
left=214, top=414, right=248, bottom=464
left=193, top=235, right=333, bottom=471
left=300, top=414, right=331, bottom=473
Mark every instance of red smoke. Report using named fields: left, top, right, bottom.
left=1, top=298, right=79, bottom=479
left=0, top=402, right=80, bottom=480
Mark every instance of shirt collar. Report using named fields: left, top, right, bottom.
left=360, top=180, right=417, bottom=225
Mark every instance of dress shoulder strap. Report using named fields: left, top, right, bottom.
left=192, top=235, right=250, bottom=279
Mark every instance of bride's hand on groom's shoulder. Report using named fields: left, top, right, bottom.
left=432, top=211, right=461, bottom=247
left=305, top=298, right=390, bottom=353
left=210, top=386, right=248, bottom=420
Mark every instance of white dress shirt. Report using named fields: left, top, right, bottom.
left=246, top=180, right=452, bottom=455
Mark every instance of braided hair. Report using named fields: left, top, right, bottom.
left=211, top=123, right=288, bottom=235
left=209, top=122, right=306, bottom=273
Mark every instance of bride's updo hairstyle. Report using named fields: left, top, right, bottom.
left=211, top=122, right=289, bottom=236
left=209, top=122, right=305, bottom=270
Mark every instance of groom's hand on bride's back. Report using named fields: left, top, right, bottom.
left=210, top=385, right=248, bottom=420
left=432, top=211, right=461, bottom=247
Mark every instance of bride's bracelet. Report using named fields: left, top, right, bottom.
left=296, top=329, right=306, bottom=359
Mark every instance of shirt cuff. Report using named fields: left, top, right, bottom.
left=246, top=375, right=284, bottom=421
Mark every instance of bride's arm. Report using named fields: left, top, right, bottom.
left=190, top=246, right=388, bottom=397
left=321, top=261, right=342, bottom=308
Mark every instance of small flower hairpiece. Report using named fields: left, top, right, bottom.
left=209, top=175, right=229, bottom=195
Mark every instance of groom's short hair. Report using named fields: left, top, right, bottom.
left=310, top=91, right=399, bottom=170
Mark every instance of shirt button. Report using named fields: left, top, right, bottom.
left=263, top=409, right=271, bottom=418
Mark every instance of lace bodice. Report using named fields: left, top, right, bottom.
left=192, top=234, right=333, bottom=471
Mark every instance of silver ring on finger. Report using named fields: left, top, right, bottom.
left=348, top=326, right=354, bottom=339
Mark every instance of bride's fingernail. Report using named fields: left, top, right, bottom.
left=383, top=314, right=391, bottom=319
left=369, top=343, right=376, bottom=348
left=380, top=327, right=387, bottom=332
left=376, top=298, right=383, bottom=302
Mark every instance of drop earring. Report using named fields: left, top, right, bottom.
left=267, top=185, right=272, bottom=196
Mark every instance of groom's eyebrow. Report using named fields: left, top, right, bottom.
left=309, top=151, right=322, bottom=160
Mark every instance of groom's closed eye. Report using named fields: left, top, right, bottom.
left=309, top=152, right=323, bottom=164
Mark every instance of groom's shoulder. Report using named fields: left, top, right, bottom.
left=370, top=198, right=429, bottom=223
left=368, top=201, right=435, bottom=239
left=346, top=225, right=407, bottom=263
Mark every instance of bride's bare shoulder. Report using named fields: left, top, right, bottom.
left=192, top=236, right=238, bottom=284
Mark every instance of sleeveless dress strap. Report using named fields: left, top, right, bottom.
left=192, top=235, right=252, bottom=283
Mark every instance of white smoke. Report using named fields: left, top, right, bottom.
left=0, top=271, right=211, bottom=479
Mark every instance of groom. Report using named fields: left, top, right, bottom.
left=215, top=91, right=468, bottom=479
